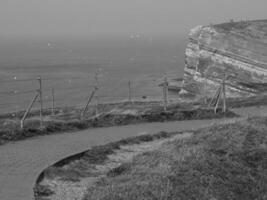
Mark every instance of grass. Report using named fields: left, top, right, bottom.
left=39, top=131, right=175, bottom=183
left=34, top=185, right=55, bottom=198
left=82, top=117, right=267, bottom=200
left=0, top=100, right=237, bottom=145
left=34, top=130, right=178, bottom=198
left=226, top=94, right=267, bottom=108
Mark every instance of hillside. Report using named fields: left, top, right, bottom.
left=35, top=116, right=267, bottom=200
left=83, top=116, right=267, bottom=200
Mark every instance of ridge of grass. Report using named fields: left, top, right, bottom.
left=0, top=104, right=237, bottom=145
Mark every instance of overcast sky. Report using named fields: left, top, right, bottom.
left=1, top=0, right=267, bottom=38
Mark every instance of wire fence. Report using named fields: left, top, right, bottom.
left=0, top=74, right=180, bottom=116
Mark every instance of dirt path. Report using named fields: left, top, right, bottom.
left=0, top=106, right=266, bottom=200
left=41, top=132, right=194, bottom=200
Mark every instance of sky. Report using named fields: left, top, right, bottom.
left=1, top=0, right=267, bottom=38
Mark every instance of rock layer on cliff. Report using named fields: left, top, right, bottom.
left=182, top=20, right=267, bottom=98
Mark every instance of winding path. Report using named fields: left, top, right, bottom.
left=0, top=106, right=266, bottom=200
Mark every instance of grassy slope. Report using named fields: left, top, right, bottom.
left=83, top=117, right=267, bottom=200
left=0, top=100, right=237, bottom=145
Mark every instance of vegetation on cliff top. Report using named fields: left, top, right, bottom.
left=83, top=117, right=267, bottom=200
left=0, top=101, right=237, bottom=146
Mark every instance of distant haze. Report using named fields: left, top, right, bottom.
left=1, top=0, right=267, bottom=38
left=0, top=0, right=267, bottom=113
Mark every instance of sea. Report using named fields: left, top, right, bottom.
left=0, top=35, right=187, bottom=113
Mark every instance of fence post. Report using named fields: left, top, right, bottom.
left=81, top=69, right=102, bottom=119
left=94, top=72, right=99, bottom=116
left=128, top=80, right=132, bottom=103
left=81, top=87, right=97, bottom=119
left=95, top=96, right=99, bottom=116
left=166, top=76, right=169, bottom=105
left=51, top=88, right=55, bottom=115
left=37, top=76, right=43, bottom=129
left=163, top=75, right=168, bottom=112
left=214, top=86, right=223, bottom=114
left=20, top=92, right=39, bottom=129
left=222, top=74, right=227, bottom=113
left=209, top=85, right=221, bottom=108
left=204, top=73, right=208, bottom=105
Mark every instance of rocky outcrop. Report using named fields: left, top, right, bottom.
left=182, top=20, right=267, bottom=98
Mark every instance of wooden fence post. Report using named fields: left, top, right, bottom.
left=51, top=88, right=55, bottom=115
left=37, top=76, right=43, bottom=129
left=20, top=92, right=39, bottom=129
left=81, top=87, right=97, bottom=119
left=209, top=85, right=221, bottom=108
left=204, top=73, right=208, bottom=105
left=128, top=80, right=132, bottom=103
left=81, top=69, right=102, bottom=119
left=214, top=86, right=222, bottom=114
left=222, top=74, right=227, bottom=113
left=163, top=75, right=168, bottom=112
left=95, top=96, right=99, bottom=116
left=94, top=72, right=99, bottom=116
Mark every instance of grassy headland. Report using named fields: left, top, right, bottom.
left=81, top=117, right=267, bottom=200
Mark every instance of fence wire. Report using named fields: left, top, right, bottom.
left=0, top=75, right=179, bottom=114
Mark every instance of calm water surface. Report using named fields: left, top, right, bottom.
left=0, top=36, right=187, bottom=113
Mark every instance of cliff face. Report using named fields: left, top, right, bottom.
left=182, top=20, right=267, bottom=98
